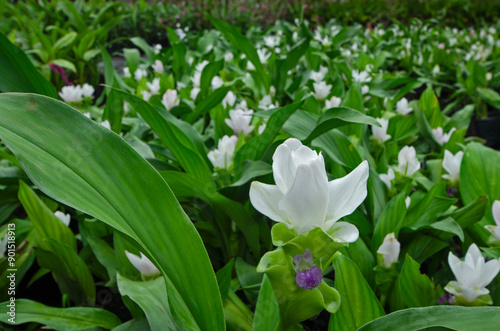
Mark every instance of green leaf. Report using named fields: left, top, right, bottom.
left=304, top=107, right=379, bottom=143
left=187, top=85, right=232, bottom=123
left=418, top=86, right=443, bottom=128
left=53, top=31, right=78, bottom=50
left=82, top=49, right=101, bottom=62
left=477, top=87, right=500, bottom=109
left=231, top=160, right=272, bottom=187
left=447, top=104, right=475, bottom=130
left=372, top=192, right=408, bottom=251
left=117, top=274, right=177, bottom=330
left=51, top=59, right=77, bottom=73
left=399, top=255, right=443, bottom=307
left=130, top=37, right=154, bottom=60
left=358, top=306, right=500, bottom=331
left=215, top=259, right=234, bottom=303
left=0, top=299, right=121, bottom=330
left=0, top=93, right=224, bottom=330
left=252, top=274, right=279, bottom=331
left=0, top=33, right=57, bottom=98
left=200, top=59, right=224, bottom=94
left=328, top=255, right=385, bottom=331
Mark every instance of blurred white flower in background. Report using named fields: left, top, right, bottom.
left=380, top=168, right=395, bottom=190
left=224, top=52, right=234, bottom=62
left=211, top=76, right=224, bottom=90
left=361, top=85, right=370, bottom=95
left=352, top=70, right=372, bottom=83
left=146, top=78, right=161, bottom=95
left=81, top=84, right=94, bottom=99
left=225, top=109, right=254, bottom=135
left=258, top=124, right=266, bottom=135
left=162, top=90, right=180, bottom=110
left=309, top=66, right=328, bottom=82
left=313, top=81, right=332, bottom=100
left=396, top=146, right=420, bottom=177
left=152, top=60, right=164, bottom=73
left=264, top=35, right=280, bottom=48
left=222, top=91, right=236, bottom=108
left=134, top=68, right=148, bottom=81
left=372, top=118, right=391, bottom=143
left=485, top=201, right=500, bottom=243
left=377, top=233, right=400, bottom=268
left=432, top=127, right=456, bottom=145
left=396, top=97, right=413, bottom=115
left=249, top=138, right=368, bottom=240
left=54, top=211, right=71, bottom=227
left=208, top=135, right=238, bottom=170
left=325, top=96, right=342, bottom=109
left=125, top=251, right=161, bottom=278
left=442, top=150, right=463, bottom=184
left=100, top=120, right=111, bottom=130
left=59, top=85, right=83, bottom=103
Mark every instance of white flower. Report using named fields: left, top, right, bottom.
left=361, top=85, right=370, bottom=95
left=134, top=69, right=148, bottom=81
left=446, top=244, right=500, bottom=303
left=100, top=120, right=111, bottom=130
left=191, top=71, right=202, bottom=87
left=81, top=84, right=94, bottom=98
left=224, top=52, right=234, bottom=62
left=264, top=36, right=280, bottom=48
left=54, top=211, right=71, bottom=226
left=259, top=95, right=278, bottom=110
left=123, top=67, right=131, bottom=78
left=222, top=91, right=236, bottom=108
left=59, top=85, right=82, bottom=103
left=310, top=66, right=328, bottom=82
left=396, top=146, right=420, bottom=177
left=396, top=97, right=413, bottom=115
left=162, top=90, right=180, bottom=110
left=405, top=196, right=411, bottom=208
left=208, top=135, right=238, bottom=169
left=372, top=118, right=391, bottom=143
left=249, top=138, right=368, bottom=239
left=258, top=124, right=266, bottom=135
left=236, top=100, right=248, bottom=110
left=257, top=48, right=271, bottom=64
left=146, top=78, right=161, bottom=95
left=270, top=86, right=276, bottom=97
left=190, top=87, right=200, bottom=101
left=175, top=28, right=186, bottom=40
left=352, top=70, right=372, bottom=83
left=152, top=60, right=164, bottom=73
left=432, top=64, right=441, bottom=76
left=211, top=76, right=224, bottom=90
left=380, top=168, right=395, bottom=190
left=83, top=112, right=91, bottom=119
left=325, top=96, right=341, bottom=109
left=153, top=44, right=162, bottom=54
left=225, top=109, right=254, bottom=136
left=313, top=81, right=332, bottom=100
left=432, top=127, right=456, bottom=145
left=377, top=233, right=400, bottom=268
left=125, top=251, right=161, bottom=277
left=485, top=201, right=500, bottom=242
left=195, top=60, right=209, bottom=72
left=141, top=91, right=152, bottom=102
left=442, top=150, right=463, bottom=184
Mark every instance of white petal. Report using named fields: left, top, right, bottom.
left=249, top=182, right=287, bottom=224
left=272, top=143, right=296, bottom=194
left=324, top=221, right=359, bottom=243
left=493, top=201, right=500, bottom=226
left=279, top=164, right=329, bottom=228
left=475, top=259, right=500, bottom=288
left=325, top=160, right=369, bottom=223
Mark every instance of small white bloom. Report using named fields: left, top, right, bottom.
left=188, top=57, right=194, bottom=67
left=175, top=28, right=186, bottom=40
left=372, top=118, right=391, bottom=143
left=54, top=211, right=71, bottom=226
left=224, top=52, right=234, bottom=62
left=264, top=35, right=280, bottom=48
left=125, top=251, right=161, bottom=277
left=258, top=124, right=266, bottom=135
left=361, top=85, right=370, bottom=95
left=249, top=138, right=368, bottom=237
left=154, top=44, right=162, bottom=54
left=377, top=233, right=400, bottom=268
left=432, top=127, right=456, bottom=145
left=207, top=135, right=238, bottom=169
left=396, top=97, right=413, bottom=115
left=59, top=85, right=82, bottom=103
left=257, top=48, right=271, bottom=64
left=141, top=91, right=152, bottom=102
left=432, top=64, right=441, bottom=76
left=100, top=120, right=111, bottom=130
left=380, top=168, right=395, bottom=190
left=396, top=146, right=420, bottom=177
left=211, top=76, right=224, bottom=90
left=485, top=201, right=500, bottom=242
left=177, top=82, right=186, bottom=90
left=486, top=72, right=493, bottom=81
left=191, top=71, right=202, bottom=87
left=405, top=196, right=411, bottom=208
left=446, top=244, right=500, bottom=303
left=442, top=150, right=463, bottom=184
left=310, top=66, right=328, bottom=82
left=134, top=68, right=148, bottom=81
left=196, top=60, right=209, bottom=72
left=352, top=70, right=372, bottom=83
left=162, top=90, right=180, bottom=110
left=190, top=87, right=200, bottom=101
left=146, top=78, right=161, bottom=95
left=83, top=112, right=91, bottom=119
left=313, top=81, right=332, bottom=100
left=81, top=84, right=94, bottom=98
left=236, top=100, right=248, bottom=110
left=438, top=43, right=445, bottom=49
left=325, top=96, right=341, bottom=109
left=225, top=109, right=254, bottom=136
left=270, top=86, right=276, bottom=97
left=222, top=91, right=236, bottom=108
left=152, top=60, right=164, bottom=73
left=123, top=67, right=131, bottom=78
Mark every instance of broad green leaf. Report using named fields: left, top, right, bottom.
left=0, top=93, right=224, bottom=330
left=0, top=33, right=57, bottom=98
left=372, top=192, right=408, bottom=251
left=117, top=273, right=177, bottom=330
left=215, top=259, right=234, bottom=303
left=477, top=87, right=500, bottom=109
left=200, top=60, right=224, bottom=94
left=358, top=306, right=500, bottom=331
left=52, top=59, right=77, bottom=73
left=252, top=275, right=279, bottom=331
left=187, top=85, right=232, bottom=123
left=53, top=31, right=77, bottom=50
left=231, top=160, right=272, bottom=187
left=447, top=104, right=475, bottom=130
left=399, top=255, right=443, bottom=307
left=130, top=37, right=154, bottom=60
left=450, top=195, right=489, bottom=230
left=0, top=299, right=121, bottom=330
left=328, top=255, right=385, bottom=331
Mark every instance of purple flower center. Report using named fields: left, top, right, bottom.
left=293, top=249, right=323, bottom=290
left=446, top=187, right=457, bottom=196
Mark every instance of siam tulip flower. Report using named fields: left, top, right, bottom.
left=313, top=81, right=332, bottom=100
left=100, top=120, right=111, bottom=130
left=59, top=85, right=82, bottom=103
left=236, top=99, right=248, bottom=110
left=372, top=118, right=391, bottom=143
left=325, top=96, right=342, bottom=109
left=222, top=91, right=236, bottom=108
left=309, top=66, right=328, bottom=82
left=83, top=112, right=91, bottom=119
left=258, top=95, right=278, bottom=110
left=396, top=97, right=413, bottom=115
left=432, top=64, right=441, bottom=76
left=225, top=109, right=255, bottom=135
left=264, top=35, right=280, bottom=48
left=446, top=244, right=500, bottom=304
left=258, top=124, right=266, bottom=135
left=405, top=196, right=411, bottom=208
left=396, top=146, right=420, bottom=177
left=152, top=60, right=164, bottom=73
left=257, top=48, right=271, bottom=63
left=134, top=68, right=148, bottom=81
left=146, top=78, right=161, bottom=95
left=361, top=85, right=370, bottom=95
left=153, top=44, right=162, bottom=55
left=162, top=90, right=180, bottom=110
left=352, top=70, right=372, bottom=83
left=125, top=251, right=161, bottom=278
left=485, top=201, right=500, bottom=242
left=54, top=211, right=71, bottom=227
left=293, top=249, right=323, bottom=290
left=190, top=87, right=200, bottom=101
left=191, top=71, right=202, bottom=87
left=432, top=127, right=456, bottom=145
left=224, top=52, right=234, bottom=62
left=81, top=84, right=94, bottom=99
left=377, top=233, right=400, bottom=268
left=438, top=43, right=445, bottom=49
left=270, top=86, right=276, bottom=97
left=380, top=168, right=395, bottom=190
left=211, top=76, right=224, bottom=90
left=141, top=91, right=152, bottom=102
left=442, top=150, right=464, bottom=184
left=207, top=135, right=238, bottom=170
left=123, top=67, right=131, bottom=78
left=177, top=82, right=186, bottom=90
left=175, top=28, right=186, bottom=40
left=249, top=138, right=368, bottom=237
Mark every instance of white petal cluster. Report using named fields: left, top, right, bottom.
left=125, top=251, right=161, bottom=277
left=250, top=138, right=368, bottom=239
left=310, top=66, right=328, bottom=82
left=372, top=118, right=391, bottom=143
left=325, top=96, right=341, bottom=109
left=152, top=60, right=164, bottom=73
left=54, top=211, right=71, bottom=227
left=59, top=84, right=94, bottom=103
left=225, top=109, right=254, bottom=136
left=442, top=150, right=463, bottom=184
left=313, top=81, right=332, bottom=100
left=485, top=201, right=500, bottom=242
left=352, top=70, right=372, bottom=83
left=377, top=233, right=400, bottom=268
left=162, top=90, right=180, bottom=110
left=222, top=91, right=237, bottom=108
left=380, top=168, right=395, bottom=190
left=207, top=135, right=238, bottom=170
left=396, top=97, right=413, bottom=115
left=432, top=127, right=456, bottom=145
left=395, top=146, right=420, bottom=177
